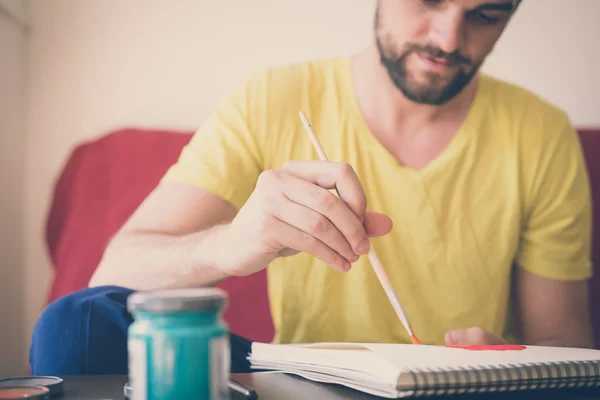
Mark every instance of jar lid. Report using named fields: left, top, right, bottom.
left=128, top=287, right=228, bottom=313
left=0, top=377, right=62, bottom=397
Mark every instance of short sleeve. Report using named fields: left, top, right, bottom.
left=516, top=117, right=593, bottom=280
left=161, top=77, right=264, bottom=211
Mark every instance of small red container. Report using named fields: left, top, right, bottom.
left=0, top=386, right=50, bottom=399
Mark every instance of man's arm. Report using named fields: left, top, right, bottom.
left=511, top=114, right=594, bottom=348
left=89, top=181, right=237, bottom=290
left=516, top=265, right=594, bottom=348
left=89, top=161, right=390, bottom=290
left=445, top=112, right=594, bottom=348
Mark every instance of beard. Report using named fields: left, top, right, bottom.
left=375, top=29, right=481, bottom=105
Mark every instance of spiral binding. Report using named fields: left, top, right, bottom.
left=406, top=360, right=600, bottom=397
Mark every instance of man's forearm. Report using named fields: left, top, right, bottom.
left=89, top=224, right=232, bottom=290
left=527, top=326, right=595, bottom=349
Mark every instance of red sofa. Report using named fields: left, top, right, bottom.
left=44, top=127, right=600, bottom=346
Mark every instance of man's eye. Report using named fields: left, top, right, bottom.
left=422, top=0, right=443, bottom=5
left=467, top=11, right=499, bottom=24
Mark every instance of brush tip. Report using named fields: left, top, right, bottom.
left=410, top=335, right=422, bottom=345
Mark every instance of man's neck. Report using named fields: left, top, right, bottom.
left=350, top=46, right=479, bottom=141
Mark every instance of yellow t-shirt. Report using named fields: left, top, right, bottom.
left=163, top=56, right=592, bottom=345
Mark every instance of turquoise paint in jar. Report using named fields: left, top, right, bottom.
left=127, top=288, right=230, bottom=400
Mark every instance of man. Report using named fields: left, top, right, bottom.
left=30, top=0, right=594, bottom=376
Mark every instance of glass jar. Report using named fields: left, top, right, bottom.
left=127, top=288, right=230, bottom=400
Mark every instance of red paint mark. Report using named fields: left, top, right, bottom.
left=445, top=344, right=526, bottom=351
left=410, top=335, right=422, bottom=344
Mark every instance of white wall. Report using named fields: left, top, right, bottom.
left=21, top=0, right=600, bottom=366
left=0, top=0, right=28, bottom=376
left=483, top=0, right=599, bottom=127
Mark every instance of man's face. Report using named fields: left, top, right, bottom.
left=375, top=0, right=517, bottom=105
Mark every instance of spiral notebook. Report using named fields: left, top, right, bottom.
left=248, top=342, right=600, bottom=398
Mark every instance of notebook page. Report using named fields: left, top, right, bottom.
left=250, top=342, right=400, bottom=385
left=360, top=343, right=600, bottom=371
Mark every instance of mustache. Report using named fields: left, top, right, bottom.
left=405, top=44, right=471, bottom=66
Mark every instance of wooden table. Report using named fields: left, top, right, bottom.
left=56, top=373, right=600, bottom=399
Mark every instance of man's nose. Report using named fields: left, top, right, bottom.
left=428, top=10, right=465, bottom=55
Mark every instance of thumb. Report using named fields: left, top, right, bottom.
left=363, top=211, right=393, bottom=238
left=444, top=327, right=507, bottom=346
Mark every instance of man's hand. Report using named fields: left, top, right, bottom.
left=221, top=160, right=393, bottom=276
left=444, top=327, right=507, bottom=346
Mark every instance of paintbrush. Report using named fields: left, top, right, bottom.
left=298, top=111, right=421, bottom=345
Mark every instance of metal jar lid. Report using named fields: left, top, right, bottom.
left=0, top=377, right=63, bottom=397
left=127, top=287, right=228, bottom=314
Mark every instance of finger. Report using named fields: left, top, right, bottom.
left=281, top=161, right=367, bottom=221
left=271, top=216, right=350, bottom=272
left=364, top=211, right=393, bottom=238
left=444, top=327, right=507, bottom=346
left=280, top=174, right=370, bottom=255
left=267, top=191, right=359, bottom=264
